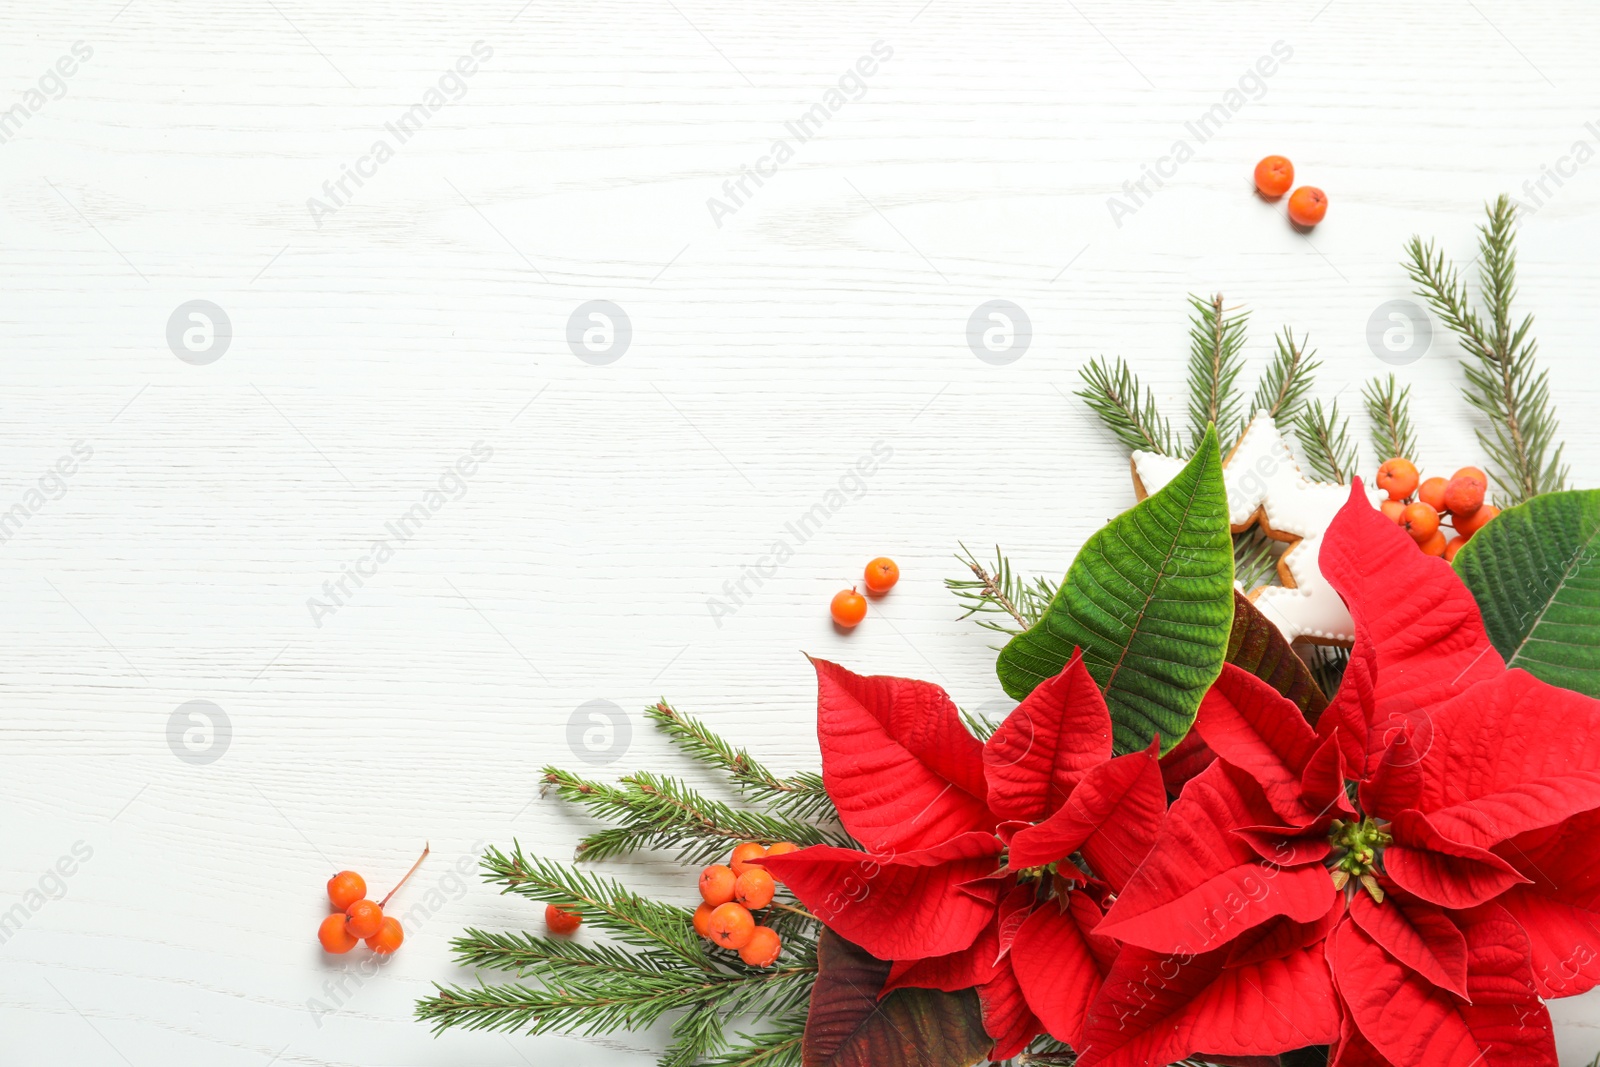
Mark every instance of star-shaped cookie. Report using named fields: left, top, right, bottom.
left=1129, top=412, right=1384, bottom=646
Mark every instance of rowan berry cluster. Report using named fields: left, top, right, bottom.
left=317, top=844, right=430, bottom=956
left=1374, top=458, right=1499, bottom=560
left=691, top=840, right=798, bottom=967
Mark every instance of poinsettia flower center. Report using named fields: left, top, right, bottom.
left=1326, top=816, right=1391, bottom=903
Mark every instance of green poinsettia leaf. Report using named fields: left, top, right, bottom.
left=803, top=930, right=989, bottom=1067
left=997, top=423, right=1234, bottom=754
left=1228, top=591, right=1329, bottom=724
left=1454, top=488, right=1600, bottom=697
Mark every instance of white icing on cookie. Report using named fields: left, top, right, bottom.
left=1131, top=412, right=1385, bottom=646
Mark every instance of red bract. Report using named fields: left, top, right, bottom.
left=760, top=659, right=1004, bottom=963
left=764, top=653, right=1166, bottom=1060
left=1080, top=481, right=1600, bottom=1067
left=810, top=656, right=995, bottom=854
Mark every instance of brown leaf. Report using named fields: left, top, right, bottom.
left=803, top=929, right=991, bottom=1067
left=1228, top=592, right=1328, bottom=723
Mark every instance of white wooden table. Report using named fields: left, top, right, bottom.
left=4, top=0, right=1600, bottom=1062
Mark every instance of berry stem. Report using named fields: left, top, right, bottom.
left=767, top=900, right=819, bottom=923
left=380, top=842, right=431, bottom=908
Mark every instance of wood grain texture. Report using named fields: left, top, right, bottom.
left=3, top=0, right=1600, bottom=1062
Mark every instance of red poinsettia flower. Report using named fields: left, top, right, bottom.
left=759, top=659, right=1005, bottom=963
left=877, top=652, right=1167, bottom=1056
left=1078, top=482, right=1600, bottom=1067
left=762, top=654, right=1166, bottom=1059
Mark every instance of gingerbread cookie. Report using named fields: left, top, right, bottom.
left=1130, top=412, right=1385, bottom=646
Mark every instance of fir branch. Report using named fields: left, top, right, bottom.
left=946, top=542, right=1058, bottom=637
left=1076, top=356, right=1180, bottom=455
left=543, top=767, right=849, bottom=865
left=1232, top=527, right=1278, bottom=591
left=477, top=843, right=707, bottom=967
left=1294, top=399, right=1358, bottom=485
left=417, top=948, right=814, bottom=1039
left=1249, top=328, right=1320, bottom=426
left=1362, top=373, right=1419, bottom=464
left=645, top=703, right=835, bottom=822
left=1185, top=293, right=1250, bottom=449
left=662, top=1004, right=727, bottom=1067
left=1403, top=195, right=1568, bottom=504
left=448, top=926, right=684, bottom=976
left=698, top=1010, right=808, bottom=1067
left=433, top=849, right=822, bottom=1060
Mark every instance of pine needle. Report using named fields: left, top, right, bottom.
left=959, top=706, right=1003, bottom=741
left=417, top=931, right=814, bottom=1040
left=1249, top=328, right=1320, bottom=427
left=1403, top=195, right=1568, bottom=505
left=475, top=843, right=708, bottom=966
left=541, top=768, right=850, bottom=865
left=1185, top=293, right=1250, bottom=449
left=1293, top=399, right=1358, bottom=484
left=428, top=708, right=841, bottom=1059
left=1076, top=355, right=1180, bottom=455
left=1232, top=527, right=1279, bottom=591
left=646, top=703, right=835, bottom=822
left=946, top=542, right=1059, bottom=636
left=697, top=1011, right=808, bottom=1067
left=1362, top=373, right=1419, bottom=465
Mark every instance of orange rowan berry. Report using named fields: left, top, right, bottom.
left=1456, top=503, right=1500, bottom=539
left=734, top=868, right=775, bottom=910
left=327, top=871, right=366, bottom=912
left=738, top=926, right=783, bottom=967
left=693, top=902, right=717, bottom=939
left=1419, top=530, right=1448, bottom=557
left=1401, top=502, right=1441, bottom=544
left=318, top=912, right=358, bottom=954
left=365, top=916, right=404, bottom=954
left=1380, top=499, right=1405, bottom=524
left=1253, top=156, right=1294, bottom=198
left=545, top=904, right=583, bottom=935
left=864, top=557, right=900, bottom=594
left=830, top=589, right=867, bottom=628
left=730, top=842, right=767, bottom=877
left=1444, top=474, right=1486, bottom=516
left=1443, top=536, right=1466, bottom=562
left=1418, top=476, right=1449, bottom=512
left=699, top=864, right=737, bottom=906
left=764, top=842, right=800, bottom=859
left=1375, top=458, right=1419, bottom=501
left=1452, top=466, right=1488, bottom=485
left=708, top=902, right=755, bottom=950
left=344, top=900, right=384, bottom=940
left=1287, top=186, right=1328, bottom=226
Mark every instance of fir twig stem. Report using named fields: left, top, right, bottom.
left=959, top=549, right=1029, bottom=629
left=768, top=901, right=820, bottom=922
left=946, top=543, right=1058, bottom=637
left=1362, top=373, right=1418, bottom=464
left=1403, top=195, right=1567, bottom=504
left=1185, top=292, right=1249, bottom=448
